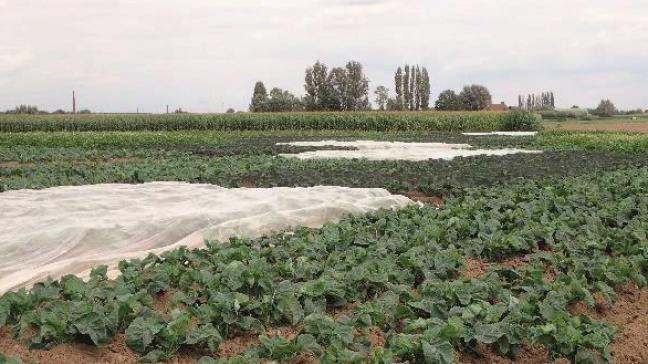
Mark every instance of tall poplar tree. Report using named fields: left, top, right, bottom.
left=414, top=66, right=422, bottom=111
left=409, top=66, right=416, bottom=111
left=420, top=67, right=431, bottom=110
left=403, top=65, right=411, bottom=110
left=394, top=67, right=404, bottom=111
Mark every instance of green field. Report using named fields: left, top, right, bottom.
left=0, top=114, right=646, bottom=364
left=0, top=111, right=539, bottom=133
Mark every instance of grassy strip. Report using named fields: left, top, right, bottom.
left=538, top=131, right=648, bottom=152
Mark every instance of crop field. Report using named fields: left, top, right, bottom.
left=543, top=114, right=648, bottom=133
left=0, top=112, right=524, bottom=133
left=0, top=113, right=647, bottom=364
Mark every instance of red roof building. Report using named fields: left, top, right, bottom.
left=486, top=102, right=508, bottom=111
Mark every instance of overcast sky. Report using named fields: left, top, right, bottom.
left=1, top=0, right=647, bottom=113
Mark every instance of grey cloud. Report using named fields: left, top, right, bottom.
left=0, top=0, right=646, bottom=112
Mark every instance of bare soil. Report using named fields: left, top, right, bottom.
left=497, top=252, right=556, bottom=283
left=366, top=326, right=386, bottom=349
left=462, top=257, right=490, bottom=278
left=568, top=283, right=648, bottom=364
left=456, top=343, right=570, bottom=364
left=402, top=190, right=444, bottom=207
left=0, top=331, right=154, bottom=364
left=458, top=284, right=648, bottom=364
left=215, top=331, right=258, bottom=358
left=0, top=161, right=35, bottom=168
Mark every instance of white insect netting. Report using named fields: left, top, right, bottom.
left=0, top=183, right=413, bottom=293
left=278, top=140, right=541, bottom=161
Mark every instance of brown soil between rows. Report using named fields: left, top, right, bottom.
left=457, top=285, right=648, bottom=363
left=462, top=250, right=556, bottom=282
left=456, top=343, right=570, bottom=364
left=568, top=283, right=648, bottom=364
left=462, top=257, right=491, bottom=278
left=456, top=280, right=648, bottom=364
left=2, top=285, right=646, bottom=364
left=401, top=190, right=444, bottom=207
left=462, top=253, right=532, bottom=279
left=0, top=161, right=35, bottom=168
left=544, top=121, right=648, bottom=133
left=0, top=331, right=142, bottom=364
left=0, top=325, right=298, bottom=364
left=1, top=276, right=644, bottom=364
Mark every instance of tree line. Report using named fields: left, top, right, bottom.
left=248, top=63, right=646, bottom=115
left=250, top=61, right=370, bottom=112
left=388, top=65, right=431, bottom=111
left=433, top=85, right=492, bottom=111
left=518, top=91, right=555, bottom=111
left=250, top=61, right=492, bottom=113
left=2, top=105, right=91, bottom=114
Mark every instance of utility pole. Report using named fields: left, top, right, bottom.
left=166, top=105, right=169, bottom=114
left=72, top=90, right=76, bottom=114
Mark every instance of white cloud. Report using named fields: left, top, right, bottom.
left=0, top=0, right=646, bottom=112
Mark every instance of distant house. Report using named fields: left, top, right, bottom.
left=486, top=102, right=508, bottom=112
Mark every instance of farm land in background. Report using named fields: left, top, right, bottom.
left=544, top=117, right=648, bottom=133
left=3, top=0, right=647, bottom=362
left=0, top=111, right=646, bottom=364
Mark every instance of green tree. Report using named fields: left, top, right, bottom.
left=420, top=67, right=431, bottom=110
left=594, top=99, right=617, bottom=117
left=434, top=89, right=461, bottom=111
left=414, top=66, right=421, bottom=111
left=304, top=61, right=336, bottom=111
left=550, top=92, right=555, bottom=108
left=266, top=88, right=302, bottom=112
left=304, top=60, right=370, bottom=111
left=409, top=66, right=416, bottom=111
left=344, top=61, right=370, bottom=111
left=328, top=67, right=347, bottom=111
left=459, top=85, right=492, bottom=111
left=304, top=66, right=317, bottom=110
left=374, top=86, right=389, bottom=111
left=249, top=81, right=268, bottom=112
left=394, top=67, right=404, bottom=110
left=386, top=98, right=398, bottom=111
left=403, top=65, right=411, bottom=110
left=8, top=105, right=40, bottom=114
